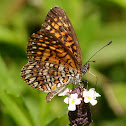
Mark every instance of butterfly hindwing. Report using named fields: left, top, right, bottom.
left=21, top=61, right=76, bottom=92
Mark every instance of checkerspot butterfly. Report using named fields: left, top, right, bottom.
left=21, top=6, right=112, bottom=102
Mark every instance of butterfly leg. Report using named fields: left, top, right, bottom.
left=80, top=80, right=88, bottom=89
left=46, top=85, right=67, bottom=102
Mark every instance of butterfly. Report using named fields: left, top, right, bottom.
left=21, top=6, right=92, bottom=102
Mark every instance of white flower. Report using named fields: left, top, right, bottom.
left=64, top=93, right=82, bottom=111
left=58, top=88, right=71, bottom=96
left=83, top=88, right=101, bottom=106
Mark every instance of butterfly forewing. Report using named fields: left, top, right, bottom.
left=44, top=7, right=82, bottom=68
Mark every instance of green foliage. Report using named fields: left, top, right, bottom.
left=0, top=0, right=126, bottom=126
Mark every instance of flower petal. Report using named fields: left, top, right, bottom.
left=75, top=98, right=82, bottom=105
left=84, top=97, right=90, bottom=103
left=68, top=104, right=76, bottom=111
left=64, top=97, right=69, bottom=104
left=58, top=88, right=70, bottom=96
left=70, top=93, right=78, bottom=99
left=83, top=90, right=89, bottom=97
left=90, top=99, right=97, bottom=106
left=94, top=92, right=101, bottom=97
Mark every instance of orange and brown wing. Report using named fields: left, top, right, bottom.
left=43, top=6, right=82, bottom=68
left=27, top=7, right=82, bottom=72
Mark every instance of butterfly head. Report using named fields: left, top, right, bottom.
left=81, top=63, right=90, bottom=74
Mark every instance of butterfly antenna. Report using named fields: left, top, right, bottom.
left=85, top=41, right=112, bottom=64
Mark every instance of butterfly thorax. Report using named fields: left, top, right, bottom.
left=71, top=63, right=90, bottom=85
left=71, top=73, right=82, bottom=85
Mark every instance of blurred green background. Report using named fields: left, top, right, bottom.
left=0, top=0, right=126, bottom=126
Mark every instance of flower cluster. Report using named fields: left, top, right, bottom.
left=58, top=87, right=101, bottom=111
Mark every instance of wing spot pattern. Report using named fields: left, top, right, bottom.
left=54, top=24, right=59, bottom=29
left=54, top=18, right=58, bottom=21
left=46, top=25, right=51, bottom=30
left=57, top=22, right=62, bottom=26
left=55, top=32, right=60, bottom=38
left=52, top=22, right=55, bottom=26
left=59, top=16, right=62, bottom=20
left=50, top=29, right=55, bottom=33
